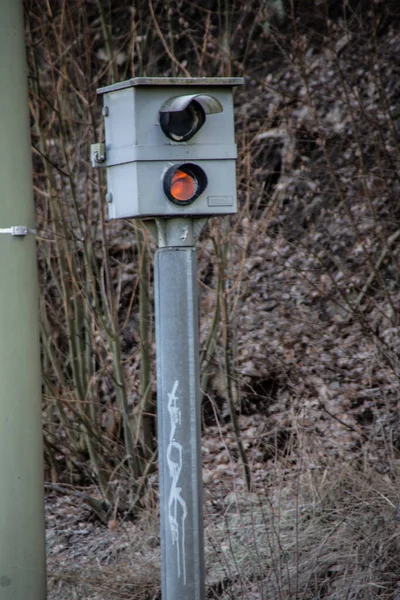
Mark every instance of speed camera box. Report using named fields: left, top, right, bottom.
left=92, top=77, right=243, bottom=219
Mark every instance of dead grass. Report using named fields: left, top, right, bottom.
left=47, top=421, right=400, bottom=599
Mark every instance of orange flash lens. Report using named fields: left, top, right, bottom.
left=170, top=170, right=197, bottom=201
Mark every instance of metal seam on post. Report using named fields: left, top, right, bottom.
left=187, top=249, right=196, bottom=597
left=154, top=253, right=164, bottom=596
left=187, top=248, right=202, bottom=600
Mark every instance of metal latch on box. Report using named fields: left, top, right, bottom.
left=0, top=226, right=36, bottom=236
left=91, top=143, right=106, bottom=167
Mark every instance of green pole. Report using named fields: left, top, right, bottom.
left=0, top=1, right=47, bottom=598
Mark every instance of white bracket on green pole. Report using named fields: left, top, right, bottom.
left=0, top=226, right=36, bottom=236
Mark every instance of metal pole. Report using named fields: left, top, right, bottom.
left=154, top=220, right=205, bottom=600
left=0, top=1, right=47, bottom=598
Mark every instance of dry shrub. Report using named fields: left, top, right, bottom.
left=205, top=426, right=400, bottom=599
left=24, top=0, right=400, bottom=597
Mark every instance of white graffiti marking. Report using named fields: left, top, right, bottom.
left=167, top=380, right=188, bottom=584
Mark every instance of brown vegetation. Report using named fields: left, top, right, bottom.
left=25, top=0, right=400, bottom=597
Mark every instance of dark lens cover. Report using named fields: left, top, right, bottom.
left=160, top=101, right=206, bottom=142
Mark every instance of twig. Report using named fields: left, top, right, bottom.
left=318, top=401, right=368, bottom=442
left=148, top=0, right=191, bottom=77
left=356, top=229, right=400, bottom=308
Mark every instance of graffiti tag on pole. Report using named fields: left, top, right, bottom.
left=167, top=380, right=188, bottom=584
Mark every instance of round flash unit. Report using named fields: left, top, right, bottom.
left=171, top=170, right=197, bottom=201
left=160, top=100, right=205, bottom=142
left=163, top=163, right=208, bottom=205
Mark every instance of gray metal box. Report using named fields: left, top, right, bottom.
left=93, top=77, right=243, bottom=219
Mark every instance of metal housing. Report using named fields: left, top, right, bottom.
left=94, top=77, right=243, bottom=219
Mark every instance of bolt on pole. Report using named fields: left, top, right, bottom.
left=154, top=219, right=205, bottom=600
left=0, top=1, right=47, bottom=598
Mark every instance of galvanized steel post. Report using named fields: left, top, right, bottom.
left=154, top=218, right=205, bottom=600
left=0, top=1, right=47, bottom=598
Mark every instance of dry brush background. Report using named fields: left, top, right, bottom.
left=26, top=0, right=400, bottom=598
